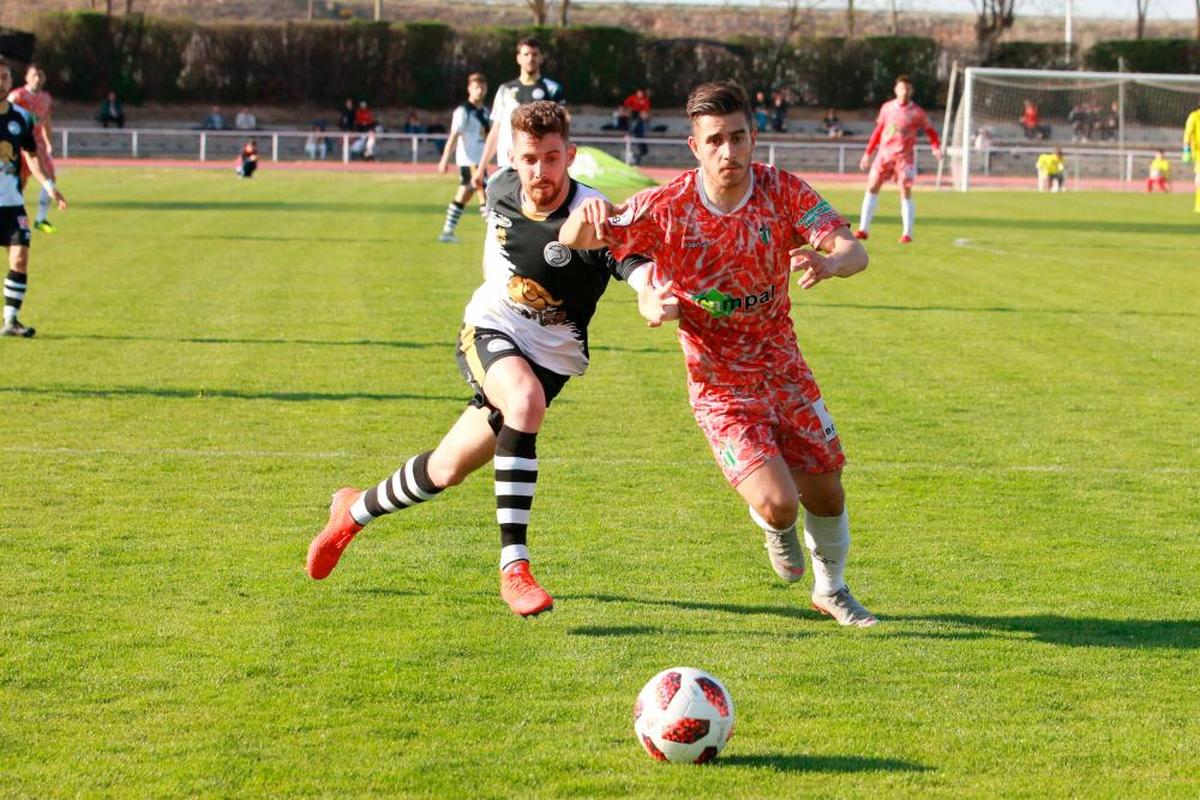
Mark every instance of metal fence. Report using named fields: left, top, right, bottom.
left=54, top=126, right=1170, bottom=185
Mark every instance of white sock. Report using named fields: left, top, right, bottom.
left=500, top=544, right=529, bottom=571
left=804, top=510, right=849, bottom=595
left=900, top=197, right=914, bottom=237
left=748, top=505, right=795, bottom=535
left=37, top=187, right=51, bottom=223
left=858, top=192, right=879, bottom=232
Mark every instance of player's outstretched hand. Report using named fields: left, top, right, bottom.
left=790, top=247, right=833, bottom=290
left=578, top=197, right=618, bottom=242
left=858, top=154, right=871, bottom=172
left=638, top=280, right=679, bottom=327
left=51, top=189, right=67, bottom=211
left=472, top=167, right=487, bottom=190
left=437, top=159, right=449, bottom=174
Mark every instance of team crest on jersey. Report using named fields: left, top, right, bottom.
left=758, top=225, right=770, bottom=245
left=6, top=121, right=21, bottom=136
left=532, top=88, right=545, bottom=100
left=543, top=242, right=572, bottom=268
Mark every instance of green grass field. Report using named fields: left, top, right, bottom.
left=2, top=167, right=1198, bottom=798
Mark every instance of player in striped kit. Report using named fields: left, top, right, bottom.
left=1, top=60, right=66, bottom=338
left=855, top=75, right=941, bottom=244
left=6, top=63, right=58, bottom=235
left=306, top=102, right=649, bottom=617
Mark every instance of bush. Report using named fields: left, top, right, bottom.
left=985, top=40, right=1076, bottom=70
left=1085, top=39, right=1200, bottom=73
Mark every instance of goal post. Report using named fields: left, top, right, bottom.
left=948, top=67, right=1200, bottom=191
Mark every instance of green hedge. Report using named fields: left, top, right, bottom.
left=1085, top=39, right=1200, bottom=74
left=27, top=12, right=937, bottom=110
left=985, top=41, right=1077, bottom=70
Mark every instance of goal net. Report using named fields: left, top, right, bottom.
left=946, top=67, right=1200, bottom=190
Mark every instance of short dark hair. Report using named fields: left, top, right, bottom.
left=686, top=80, right=752, bottom=126
left=467, top=72, right=487, bottom=86
left=511, top=100, right=570, bottom=141
left=517, top=37, right=542, bottom=53
left=895, top=74, right=912, bottom=86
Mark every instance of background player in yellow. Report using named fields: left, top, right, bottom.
left=1183, top=106, right=1200, bottom=212
left=1035, top=148, right=1065, bottom=193
left=1146, top=149, right=1171, bottom=193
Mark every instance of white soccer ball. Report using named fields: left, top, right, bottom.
left=633, top=667, right=735, bottom=764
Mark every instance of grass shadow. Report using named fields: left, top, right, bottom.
left=565, top=592, right=827, bottom=623
left=0, top=385, right=462, bottom=403
left=719, top=753, right=932, bottom=773
left=569, top=625, right=664, bottom=637
left=894, top=613, right=1200, bottom=649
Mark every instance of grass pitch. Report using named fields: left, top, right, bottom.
left=1, top=167, right=1198, bottom=798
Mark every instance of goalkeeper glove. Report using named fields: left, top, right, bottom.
left=1184, top=146, right=1193, bottom=164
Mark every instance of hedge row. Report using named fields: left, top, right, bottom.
left=27, top=12, right=940, bottom=109
left=1085, top=39, right=1200, bottom=74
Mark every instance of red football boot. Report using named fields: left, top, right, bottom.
left=306, top=487, right=363, bottom=580
left=500, top=560, right=554, bottom=617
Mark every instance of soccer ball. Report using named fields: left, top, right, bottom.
left=633, top=667, right=735, bottom=764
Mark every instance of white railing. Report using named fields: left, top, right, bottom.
left=55, top=126, right=1171, bottom=183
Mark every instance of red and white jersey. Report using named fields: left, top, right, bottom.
left=604, top=163, right=848, bottom=387
left=7, top=87, right=52, bottom=139
left=869, top=99, right=937, bottom=161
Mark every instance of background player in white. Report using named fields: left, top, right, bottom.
left=306, top=102, right=648, bottom=618
left=0, top=60, right=66, bottom=338
left=472, top=37, right=564, bottom=191
left=437, top=73, right=490, bottom=243
left=6, top=63, right=57, bottom=234
left=855, top=75, right=941, bottom=244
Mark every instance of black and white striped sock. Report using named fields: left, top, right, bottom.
left=4, top=271, right=27, bottom=324
left=349, top=451, right=443, bottom=526
left=495, top=425, right=538, bottom=570
left=442, top=201, right=464, bottom=234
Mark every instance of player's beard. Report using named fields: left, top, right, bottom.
left=526, top=176, right=564, bottom=209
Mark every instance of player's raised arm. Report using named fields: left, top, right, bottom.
left=559, top=196, right=617, bottom=250
left=790, top=227, right=866, bottom=290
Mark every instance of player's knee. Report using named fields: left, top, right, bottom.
left=498, top=388, right=546, bottom=431
left=801, top=484, right=845, bottom=517
left=756, top=496, right=800, bottom=530
left=427, top=451, right=472, bottom=488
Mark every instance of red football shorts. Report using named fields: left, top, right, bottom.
left=869, top=153, right=915, bottom=189
left=688, top=368, right=845, bottom=488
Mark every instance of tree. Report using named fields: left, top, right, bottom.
left=847, top=0, right=856, bottom=38
left=1135, top=0, right=1150, bottom=39
left=527, top=0, right=549, bottom=26
left=972, top=0, right=1018, bottom=62
left=559, top=0, right=570, bottom=26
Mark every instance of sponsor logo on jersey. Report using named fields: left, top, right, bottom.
left=692, top=284, right=777, bottom=319
left=608, top=206, right=634, bottom=227
left=7, top=121, right=21, bottom=136
left=543, top=242, right=572, bottom=267
left=798, top=199, right=836, bottom=231
left=683, top=240, right=712, bottom=249
left=486, top=338, right=515, bottom=354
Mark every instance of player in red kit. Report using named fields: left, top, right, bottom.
left=560, top=81, right=876, bottom=627
left=856, top=74, right=941, bottom=244
left=6, top=63, right=58, bottom=234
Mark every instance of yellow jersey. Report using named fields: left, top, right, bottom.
left=1186, top=109, right=1200, bottom=171
left=1036, top=153, right=1064, bottom=175
left=1149, top=157, right=1171, bottom=178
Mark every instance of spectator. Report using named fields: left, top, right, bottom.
left=402, top=112, right=426, bottom=134
left=353, top=101, right=376, bottom=132
left=770, top=89, right=788, bottom=133
left=623, top=89, right=651, bottom=166
left=973, top=126, right=994, bottom=173
left=602, top=104, right=630, bottom=132
left=1068, top=104, right=1087, bottom=142
left=1100, top=101, right=1119, bottom=141
left=753, top=90, right=769, bottom=132
left=305, top=123, right=329, bottom=159
left=234, top=107, right=257, bottom=131
left=822, top=108, right=845, bottom=138
left=1020, top=99, right=1048, bottom=140
left=201, top=106, right=226, bottom=130
left=97, top=90, right=124, bottom=128
left=236, top=139, right=259, bottom=178
left=338, top=98, right=355, bottom=132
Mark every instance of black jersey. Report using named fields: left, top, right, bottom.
left=464, top=168, right=644, bottom=376
left=490, top=76, right=565, bottom=168
left=0, top=101, right=37, bottom=208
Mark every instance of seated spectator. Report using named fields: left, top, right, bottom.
left=770, top=90, right=788, bottom=133
left=602, top=104, right=630, bottom=132
left=305, top=124, right=329, bottom=159
left=353, top=101, right=376, bottom=132
left=623, top=88, right=650, bottom=120
left=1020, top=99, right=1049, bottom=140
left=201, top=106, right=226, bottom=130
left=1068, top=104, right=1088, bottom=142
left=822, top=108, right=845, bottom=138
left=97, top=90, right=125, bottom=129
left=234, top=107, right=258, bottom=131
left=1099, top=101, right=1119, bottom=141
left=753, top=90, right=769, bottom=132
left=236, top=139, right=259, bottom=178
left=338, top=98, right=355, bottom=132
left=402, top=112, right=426, bottom=134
